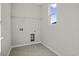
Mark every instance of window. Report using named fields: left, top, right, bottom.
left=48, top=4, right=57, bottom=24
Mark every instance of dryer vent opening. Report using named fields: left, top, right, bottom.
left=30, top=33, right=35, bottom=42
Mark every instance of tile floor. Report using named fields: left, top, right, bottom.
left=10, top=43, right=57, bottom=56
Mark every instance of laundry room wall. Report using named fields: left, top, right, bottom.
left=0, top=4, right=1, bottom=55
left=41, top=4, right=79, bottom=56
left=11, top=4, right=41, bottom=47
left=1, top=3, right=11, bottom=56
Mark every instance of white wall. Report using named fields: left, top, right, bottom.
left=41, top=4, right=79, bottom=56
left=1, top=3, right=11, bottom=56
left=11, top=4, right=41, bottom=18
left=11, top=4, right=41, bottom=46
left=0, top=3, right=1, bottom=55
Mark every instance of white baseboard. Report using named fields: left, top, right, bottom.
left=41, top=42, right=61, bottom=56
left=11, top=41, right=41, bottom=48
left=7, top=47, right=12, bottom=56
